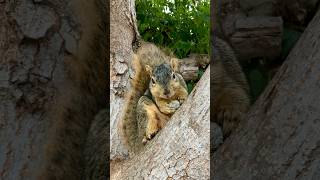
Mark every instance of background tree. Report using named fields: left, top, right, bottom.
left=0, top=1, right=106, bottom=179
left=212, top=4, right=320, bottom=180
left=136, top=0, right=210, bottom=58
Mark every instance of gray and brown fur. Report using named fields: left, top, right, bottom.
left=148, top=63, right=188, bottom=115
left=212, top=37, right=250, bottom=137
left=121, top=42, right=188, bottom=155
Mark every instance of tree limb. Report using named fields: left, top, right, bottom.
left=177, top=54, right=209, bottom=81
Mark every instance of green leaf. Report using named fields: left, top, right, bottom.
left=281, top=27, right=302, bottom=59
left=248, top=68, right=269, bottom=101
left=197, top=68, right=204, bottom=79
left=136, top=0, right=210, bottom=58
left=187, top=81, right=195, bottom=94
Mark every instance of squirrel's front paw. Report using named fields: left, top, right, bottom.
left=159, top=100, right=181, bottom=115
left=168, top=100, right=180, bottom=110
left=178, top=98, right=185, bottom=104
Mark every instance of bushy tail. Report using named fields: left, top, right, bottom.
left=213, top=37, right=250, bottom=94
left=121, top=54, right=150, bottom=153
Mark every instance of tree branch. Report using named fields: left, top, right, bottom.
left=177, top=54, right=209, bottom=81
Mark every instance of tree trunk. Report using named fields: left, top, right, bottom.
left=109, top=0, right=211, bottom=160
left=0, top=1, right=106, bottom=179
left=110, top=0, right=137, bottom=159
left=213, top=9, right=320, bottom=180
left=111, top=67, right=210, bottom=180
left=109, top=0, right=211, bottom=178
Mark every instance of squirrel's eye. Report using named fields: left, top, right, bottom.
left=151, top=78, right=156, bottom=85
left=172, top=73, right=176, bottom=80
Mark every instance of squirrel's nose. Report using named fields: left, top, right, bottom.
left=164, top=89, right=170, bottom=96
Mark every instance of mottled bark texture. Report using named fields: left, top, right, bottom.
left=213, top=9, right=320, bottom=179
left=230, top=16, right=283, bottom=62
left=0, top=1, right=106, bottom=179
left=110, top=0, right=137, bottom=160
left=216, top=0, right=320, bottom=31
left=110, top=0, right=211, bottom=160
left=214, top=0, right=320, bottom=63
left=111, top=67, right=210, bottom=180
left=175, top=54, right=210, bottom=81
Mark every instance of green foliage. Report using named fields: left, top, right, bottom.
left=240, top=26, right=302, bottom=103
left=242, top=60, right=270, bottom=103
left=136, top=0, right=210, bottom=59
left=248, top=68, right=269, bottom=102
left=197, top=68, right=205, bottom=79
left=281, top=27, right=302, bottom=59
left=187, top=80, right=195, bottom=94
left=136, top=0, right=210, bottom=93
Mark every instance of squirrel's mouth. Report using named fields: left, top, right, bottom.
left=159, top=94, right=174, bottom=99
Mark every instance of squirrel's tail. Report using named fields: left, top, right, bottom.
left=213, top=37, right=250, bottom=94
left=121, top=53, right=150, bottom=153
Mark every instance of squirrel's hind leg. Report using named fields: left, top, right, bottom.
left=212, top=87, right=249, bottom=138
left=137, top=96, right=169, bottom=144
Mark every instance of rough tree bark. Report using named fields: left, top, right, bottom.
left=110, top=0, right=137, bottom=159
left=111, top=67, right=210, bottom=180
left=0, top=1, right=106, bottom=179
left=213, top=9, right=320, bottom=180
left=110, top=0, right=211, bottom=162
left=214, top=0, right=319, bottom=63
left=110, top=0, right=210, bottom=178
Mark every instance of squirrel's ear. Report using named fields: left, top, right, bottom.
left=170, top=58, right=180, bottom=72
left=145, top=65, right=153, bottom=75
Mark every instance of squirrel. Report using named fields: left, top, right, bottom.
left=121, top=41, right=189, bottom=154
left=211, top=37, right=250, bottom=138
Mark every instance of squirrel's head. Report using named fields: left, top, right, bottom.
left=146, top=58, right=181, bottom=99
